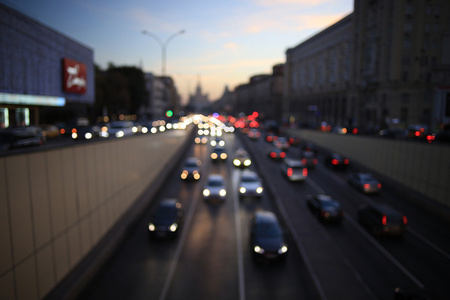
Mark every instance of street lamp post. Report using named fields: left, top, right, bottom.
left=142, top=29, right=185, bottom=76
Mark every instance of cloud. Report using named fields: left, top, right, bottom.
left=224, top=42, right=239, bottom=50
left=254, top=0, right=331, bottom=6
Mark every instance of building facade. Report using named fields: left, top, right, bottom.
left=0, top=3, right=95, bottom=127
left=140, top=73, right=180, bottom=119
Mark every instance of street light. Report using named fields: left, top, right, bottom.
left=142, top=29, right=185, bottom=76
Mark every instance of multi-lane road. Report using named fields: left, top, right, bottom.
left=77, top=129, right=450, bottom=300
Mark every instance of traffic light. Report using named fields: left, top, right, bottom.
left=166, top=110, right=173, bottom=118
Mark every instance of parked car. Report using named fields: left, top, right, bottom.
left=358, top=203, right=407, bottom=237
left=280, top=158, right=308, bottom=181
left=211, top=145, right=227, bottom=161
left=0, top=126, right=45, bottom=150
left=250, top=211, right=288, bottom=261
left=267, top=148, right=286, bottom=160
left=238, top=170, right=264, bottom=198
left=300, top=151, right=318, bottom=169
left=148, top=199, right=184, bottom=239
left=233, top=148, right=252, bottom=168
left=203, top=174, right=227, bottom=202
left=180, top=157, right=202, bottom=181
left=306, top=194, right=344, bottom=222
left=348, top=173, right=382, bottom=194
left=325, top=153, right=349, bottom=169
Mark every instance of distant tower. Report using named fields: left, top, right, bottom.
left=188, top=75, right=209, bottom=106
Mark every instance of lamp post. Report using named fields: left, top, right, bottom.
left=142, top=29, right=185, bottom=76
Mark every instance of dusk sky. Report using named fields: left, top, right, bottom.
left=2, top=0, right=353, bottom=104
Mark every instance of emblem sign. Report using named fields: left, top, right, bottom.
left=63, top=58, right=87, bottom=94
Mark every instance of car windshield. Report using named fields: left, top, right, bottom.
left=208, top=178, right=223, bottom=186
left=185, top=161, right=198, bottom=168
left=256, top=222, right=282, bottom=237
left=154, top=206, right=177, bottom=221
left=320, top=200, right=340, bottom=209
left=241, top=176, right=258, bottom=183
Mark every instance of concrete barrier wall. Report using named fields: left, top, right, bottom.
left=0, top=128, right=191, bottom=300
left=286, top=129, right=450, bottom=208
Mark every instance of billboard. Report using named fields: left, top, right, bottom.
left=62, top=58, right=87, bottom=94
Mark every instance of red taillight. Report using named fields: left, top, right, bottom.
left=377, top=183, right=382, bottom=189
left=60, top=128, right=65, bottom=134
left=344, top=159, right=349, bottom=164
left=415, top=131, right=420, bottom=137
left=301, top=159, right=307, bottom=164
left=256, top=132, right=261, bottom=137
left=270, top=152, right=276, bottom=158
left=332, top=159, right=338, bottom=165
left=289, top=138, right=294, bottom=144
left=72, top=128, right=77, bottom=134
left=273, top=136, right=278, bottom=141
left=287, top=168, right=293, bottom=177
left=402, top=216, right=408, bottom=225
left=313, top=159, right=318, bottom=164
left=303, top=168, right=308, bottom=176
left=364, top=184, right=370, bottom=190
left=382, top=215, right=387, bottom=226
left=267, top=136, right=272, bottom=142
left=280, top=152, right=286, bottom=158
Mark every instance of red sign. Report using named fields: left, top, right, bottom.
left=62, top=58, right=87, bottom=94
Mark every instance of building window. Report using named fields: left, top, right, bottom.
left=0, top=108, right=9, bottom=128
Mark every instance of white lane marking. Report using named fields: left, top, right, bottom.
left=158, top=165, right=207, bottom=300
left=232, top=168, right=246, bottom=300
left=308, top=171, right=425, bottom=289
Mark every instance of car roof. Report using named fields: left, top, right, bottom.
left=254, top=211, right=278, bottom=224
left=207, top=174, right=224, bottom=181
left=284, top=158, right=305, bottom=167
left=370, top=203, right=402, bottom=215
left=159, top=198, right=180, bottom=207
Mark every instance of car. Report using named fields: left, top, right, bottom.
left=358, top=203, right=407, bottom=237
left=248, top=129, right=261, bottom=140
left=250, top=211, right=288, bottom=261
left=180, top=157, right=202, bottom=181
left=40, top=124, right=60, bottom=139
left=211, top=145, right=227, bottom=161
left=300, top=151, right=318, bottom=169
left=0, top=126, right=45, bottom=150
left=325, top=153, right=349, bottom=169
left=107, top=121, right=135, bottom=138
left=71, top=125, right=101, bottom=140
left=267, top=148, right=286, bottom=160
left=274, top=137, right=290, bottom=150
left=238, top=170, right=264, bottom=198
left=265, top=132, right=278, bottom=143
left=348, top=173, right=382, bottom=193
left=233, top=148, right=252, bottom=168
left=280, top=158, right=308, bottom=181
left=148, top=199, right=184, bottom=239
left=301, top=142, right=318, bottom=155
left=306, top=194, right=344, bottom=222
left=194, top=136, right=208, bottom=144
left=288, top=136, right=301, bottom=146
left=203, top=174, right=227, bottom=202
left=210, top=138, right=225, bottom=147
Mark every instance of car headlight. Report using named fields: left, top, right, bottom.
left=211, top=153, right=218, bottom=159
left=233, top=159, right=241, bottom=166
left=85, top=132, right=93, bottom=139
left=256, top=187, right=263, bottom=194
left=219, top=189, right=226, bottom=197
left=244, top=159, right=251, bottom=166
left=194, top=173, right=200, bottom=180
left=159, top=126, right=165, bottom=132
left=219, top=140, right=225, bottom=146
left=220, top=153, right=227, bottom=159
left=132, top=126, right=138, bottom=133
left=195, top=137, right=201, bottom=143
left=239, top=187, right=246, bottom=194
left=151, top=127, right=157, bottom=134
left=116, top=131, right=124, bottom=138
left=169, top=223, right=178, bottom=232
left=203, top=189, right=210, bottom=197
left=254, top=246, right=264, bottom=254
left=142, top=127, right=148, bottom=134
left=72, top=133, right=78, bottom=139
left=148, top=223, right=155, bottom=231
left=210, top=140, right=217, bottom=146
left=279, top=245, right=288, bottom=254
left=181, top=170, right=188, bottom=179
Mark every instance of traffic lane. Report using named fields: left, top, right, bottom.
left=301, top=152, right=449, bottom=296
left=241, top=132, right=386, bottom=299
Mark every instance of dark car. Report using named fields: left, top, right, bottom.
left=348, top=173, right=382, bottom=194
left=180, top=157, right=202, bottom=181
left=250, top=211, right=288, bottom=261
left=148, top=199, right=184, bottom=239
left=300, top=151, right=318, bottom=169
left=358, top=203, right=407, bottom=237
left=306, top=194, right=344, bottom=222
left=71, top=125, right=101, bottom=140
left=211, top=145, right=227, bottom=161
left=267, top=148, right=286, bottom=160
left=301, top=142, right=318, bottom=155
left=325, top=153, right=349, bottom=169
left=0, top=126, right=45, bottom=150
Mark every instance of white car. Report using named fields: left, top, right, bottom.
left=203, top=174, right=227, bottom=202
left=238, top=170, right=263, bottom=198
left=280, top=158, right=308, bottom=181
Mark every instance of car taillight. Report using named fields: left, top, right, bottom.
left=377, top=183, right=382, bottom=189
left=402, top=216, right=408, bottom=225
left=287, top=168, right=293, bottom=177
left=382, top=215, right=387, bottom=226
left=60, top=128, right=66, bottom=134
left=289, top=138, right=294, bottom=144
left=344, top=159, right=349, bottom=164
left=303, top=168, right=308, bottom=176
left=267, top=136, right=272, bottom=142
left=280, top=152, right=286, bottom=158
left=301, top=159, right=307, bottom=164
left=313, top=159, right=318, bottom=164
left=332, top=159, right=338, bottom=165
left=72, top=128, right=77, bottom=134
left=270, top=152, right=276, bottom=158
left=364, top=184, right=370, bottom=190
